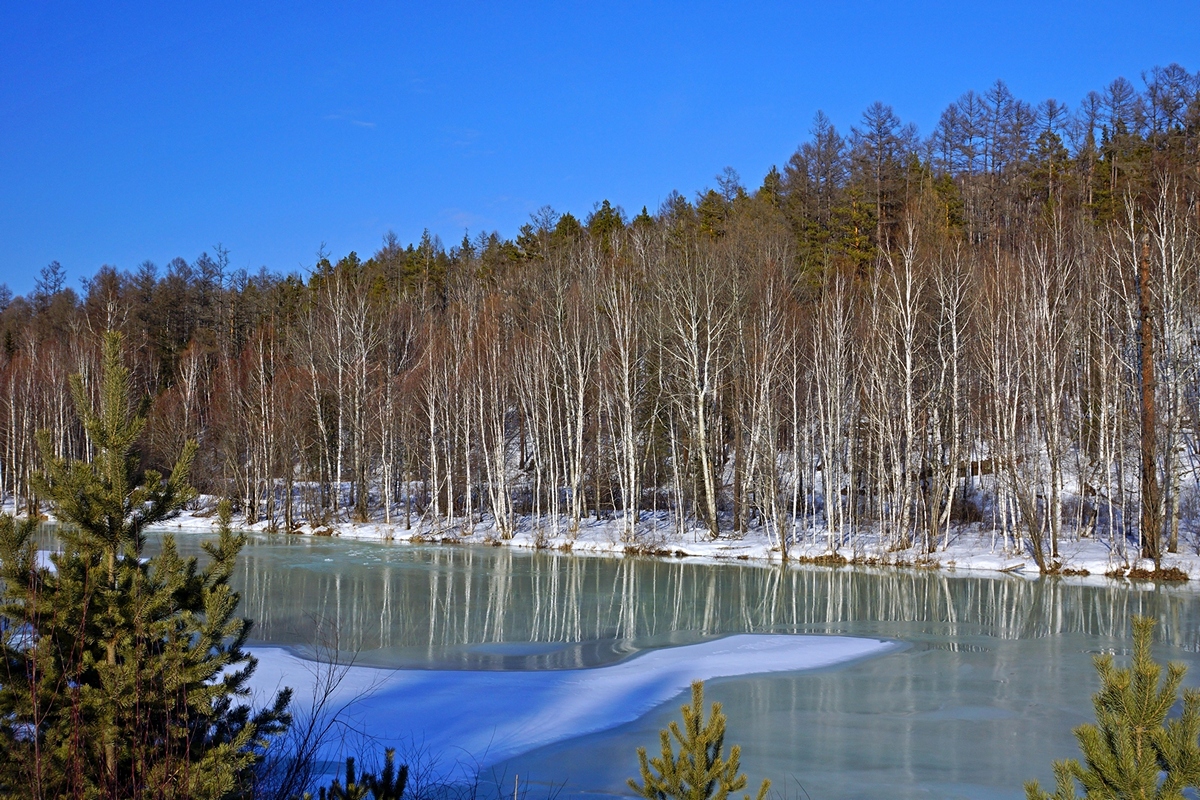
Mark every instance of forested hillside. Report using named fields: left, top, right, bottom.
left=4, top=66, right=1199, bottom=572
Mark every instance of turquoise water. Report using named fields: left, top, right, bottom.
left=154, top=532, right=1200, bottom=799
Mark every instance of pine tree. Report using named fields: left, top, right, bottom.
left=1025, top=616, right=1200, bottom=799
left=367, top=749, right=407, bottom=800
left=326, top=757, right=371, bottom=800
left=629, top=680, right=769, bottom=800
left=296, top=749, right=406, bottom=800
left=0, top=331, right=291, bottom=799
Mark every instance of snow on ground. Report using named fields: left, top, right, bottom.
left=151, top=498, right=1200, bottom=581
left=249, top=633, right=900, bottom=779
left=22, top=488, right=1200, bottom=580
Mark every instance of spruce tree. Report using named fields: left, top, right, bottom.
left=629, top=680, right=769, bottom=800
left=0, top=331, right=291, bottom=800
left=1025, top=616, right=1200, bottom=799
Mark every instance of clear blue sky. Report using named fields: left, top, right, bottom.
left=2, top=1, right=1196, bottom=296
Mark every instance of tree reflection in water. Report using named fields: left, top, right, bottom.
left=149, top=533, right=1200, bottom=798
left=172, top=535, right=1200, bottom=666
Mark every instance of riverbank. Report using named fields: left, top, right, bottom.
left=154, top=499, right=1200, bottom=583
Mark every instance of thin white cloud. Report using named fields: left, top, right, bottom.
left=324, top=112, right=377, bottom=129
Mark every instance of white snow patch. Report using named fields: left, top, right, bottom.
left=249, top=633, right=897, bottom=778
left=148, top=499, right=1200, bottom=582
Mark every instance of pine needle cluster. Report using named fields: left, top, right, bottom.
left=297, top=749, right=407, bottom=800
left=629, top=680, right=769, bottom=800
left=1026, top=616, right=1200, bottom=799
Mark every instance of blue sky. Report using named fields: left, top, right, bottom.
left=2, top=1, right=1196, bottom=295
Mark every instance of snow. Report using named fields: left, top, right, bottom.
left=248, top=633, right=899, bottom=779
left=152, top=497, right=1200, bottom=582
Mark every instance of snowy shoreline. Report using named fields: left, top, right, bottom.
left=151, top=501, right=1200, bottom=585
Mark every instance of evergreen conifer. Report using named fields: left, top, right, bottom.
left=367, top=749, right=407, bottom=800
left=326, top=756, right=371, bottom=800
left=1026, top=616, right=1200, bottom=799
left=296, top=749, right=406, bottom=800
left=629, top=680, right=769, bottom=800
left=0, top=331, right=291, bottom=799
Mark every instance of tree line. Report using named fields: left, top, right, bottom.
left=3, top=64, right=1199, bottom=572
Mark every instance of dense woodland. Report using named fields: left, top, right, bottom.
left=4, top=66, right=1200, bottom=572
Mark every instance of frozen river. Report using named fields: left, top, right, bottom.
left=154, top=532, right=1200, bottom=799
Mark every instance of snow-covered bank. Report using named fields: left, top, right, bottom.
left=157, top=502, right=1200, bottom=582
left=249, top=633, right=900, bottom=779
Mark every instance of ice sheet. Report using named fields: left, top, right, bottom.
left=249, top=633, right=898, bottom=777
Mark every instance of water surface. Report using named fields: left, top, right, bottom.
left=150, top=532, right=1200, bottom=799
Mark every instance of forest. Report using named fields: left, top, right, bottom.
left=3, top=64, right=1199, bottom=573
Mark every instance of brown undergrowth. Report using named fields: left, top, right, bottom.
left=1107, top=565, right=1190, bottom=582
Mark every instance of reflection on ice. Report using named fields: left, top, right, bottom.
left=250, top=634, right=898, bottom=778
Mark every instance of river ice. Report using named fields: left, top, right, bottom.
left=249, top=633, right=899, bottom=778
